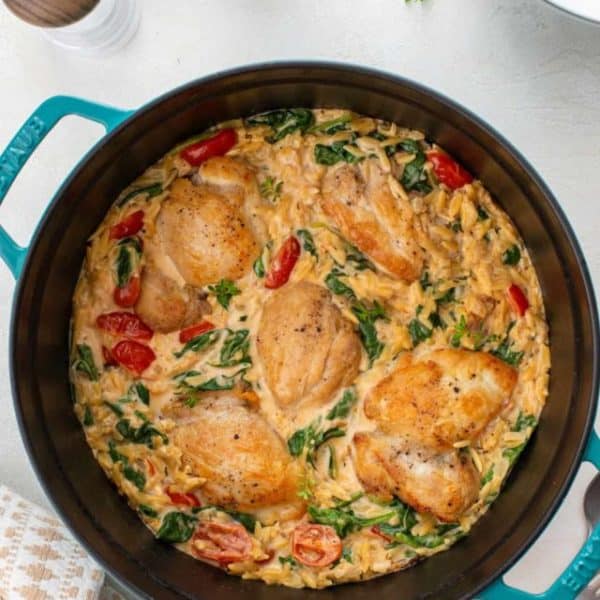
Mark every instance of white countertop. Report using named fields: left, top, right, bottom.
left=0, top=0, right=599, bottom=596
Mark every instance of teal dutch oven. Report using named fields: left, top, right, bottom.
left=0, top=63, right=599, bottom=599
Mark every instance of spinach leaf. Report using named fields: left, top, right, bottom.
left=327, top=388, right=358, bottom=420
left=174, top=329, right=221, bottom=359
left=450, top=315, right=468, bottom=348
left=117, top=183, right=163, bottom=207
left=419, top=270, right=433, bottom=291
left=224, top=510, right=256, bottom=533
left=83, top=405, right=94, bottom=426
left=514, top=412, right=537, bottom=431
left=477, top=205, right=489, bottom=221
left=123, top=465, right=146, bottom=491
left=208, top=279, right=240, bottom=310
left=72, top=344, right=99, bottom=381
left=176, top=372, right=237, bottom=393
left=314, top=141, right=362, bottom=166
left=328, top=445, right=337, bottom=479
left=115, top=237, right=141, bottom=288
left=308, top=114, right=352, bottom=135
left=450, top=219, right=462, bottom=233
left=139, top=504, right=159, bottom=518
left=382, top=138, right=422, bottom=157
left=279, top=555, right=298, bottom=568
left=352, top=301, right=387, bottom=366
left=325, top=268, right=356, bottom=300
left=490, top=323, right=524, bottom=366
left=503, top=245, right=521, bottom=266
left=378, top=526, right=446, bottom=549
left=288, top=419, right=346, bottom=466
left=247, top=109, right=315, bottom=143
left=108, top=440, right=127, bottom=463
left=408, top=318, right=432, bottom=346
left=213, top=329, right=251, bottom=367
left=253, top=255, right=265, bottom=278
left=436, top=287, right=456, bottom=305
left=308, top=503, right=396, bottom=538
left=481, top=466, right=494, bottom=487
left=156, top=512, right=197, bottom=543
left=401, top=150, right=432, bottom=194
left=428, top=312, right=445, bottom=330
left=116, top=419, right=168, bottom=448
left=259, top=176, right=283, bottom=202
left=345, top=242, right=374, bottom=271
left=129, top=382, right=150, bottom=405
left=297, top=229, right=318, bottom=259
left=104, top=401, right=124, bottom=417
left=340, top=546, right=353, bottom=563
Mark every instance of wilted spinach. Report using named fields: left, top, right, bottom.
left=247, top=109, right=315, bottom=143
left=72, top=344, right=99, bottom=381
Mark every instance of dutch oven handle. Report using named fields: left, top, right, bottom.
left=0, top=96, right=133, bottom=278
left=480, top=429, right=600, bottom=599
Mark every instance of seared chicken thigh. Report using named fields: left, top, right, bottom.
left=321, top=160, right=424, bottom=281
left=353, top=433, right=479, bottom=522
left=354, top=349, right=517, bottom=522
left=257, top=282, right=361, bottom=409
left=166, top=393, right=301, bottom=511
left=364, top=349, right=517, bottom=451
left=157, top=176, right=260, bottom=288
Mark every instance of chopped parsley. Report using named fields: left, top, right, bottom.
left=208, top=278, right=240, bottom=310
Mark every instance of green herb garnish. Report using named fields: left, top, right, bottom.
left=288, top=418, right=346, bottom=466
left=116, top=418, right=168, bottom=448
left=156, top=512, right=197, bottom=543
left=297, top=229, right=318, bottom=259
left=247, top=109, right=315, bottom=143
left=174, top=329, right=221, bottom=359
left=139, top=504, right=159, bottom=518
left=129, top=382, right=150, bottom=405
left=327, top=388, right=358, bottom=420
left=325, top=268, right=356, bottom=300
left=503, top=245, right=521, bottom=266
left=314, top=141, right=362, bottom=166
left=491, top=322, right=524, bottom=366
left=208, top=279, right=240, bottom=310
left=212, top=329, right=251, bottom=367
left=72, top=344, right=99, bottom=381
left=83, top=405, right=94, bottom=426
left=253, top=254, right=265, bottom=278
left=308, top=114, right=351, bottom=135
left=408, top=318, right=432, bottom=346
left=352, top=301, right=387, bottom=366
left=259, top=176, right=283, bottom=202
left=450, top=315, right=468, bottom=348
left=117, top=183, right=162, bottom=207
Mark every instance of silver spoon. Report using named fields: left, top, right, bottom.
left=577, top=474, right=600, bottom=599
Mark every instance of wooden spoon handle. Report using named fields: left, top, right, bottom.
left=3, top=0, right=100, bottom=28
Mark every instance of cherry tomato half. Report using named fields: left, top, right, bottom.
left=179, top=320, right=215, bottom=344
left=114, top=275, right=141, bottom=308
left=191, top=522, right=252, bottom=565
left=165, top=488, right=200, bottom=507
left=507, top=283, right=529, bottom=316
left=427, top=150, right=473, bottom=190
left=96, top=311, right=153, bottom=341
left=109, top=210, right=144, bottom=240
left=111, top=340, right=155, bottom=375
left=180, top=129, right=238, bottom=167
left=264, top=236, right=301, bottom=289
left=292, top=523, right=342, bottom=568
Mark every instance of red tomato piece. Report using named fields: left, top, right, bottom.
left=109, top=210, right=145, bottom=240
left=96, top=311, right=153, bottom=341
left=264, top=236, right=301, bottom=289
left=111, top=340, right=155, bottom=375
left=427, top=150, right=473, bottom=190
left=507, top=283, right=529, bottom=316
left=179, top=321, right=215, bottom=344
left=165, top=488, right=200, bottom=507
left=114, top=275, right=141, bottom=308
left=292, top=523, right=342, bottom=568
left=146, top=459, right=156, bottom=477
left=180, top=129, right=238, bottom=167
left=191, top=522, right=252, bottom=565
left=102, top=345, right=118, bottom=366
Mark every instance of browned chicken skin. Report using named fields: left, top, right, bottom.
left=165, top=393, right=302, bottom=512
left=257, top=282, right=361, bottom=409
left=354, top=349, right=517, bottom=522
left=135, top=157, right=266, bottom=332
left=320, top=160, right=424, bottom=282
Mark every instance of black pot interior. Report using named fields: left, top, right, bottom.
left=11, top=64, right=599, bottom=600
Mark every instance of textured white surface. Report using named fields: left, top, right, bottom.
left=0, top=0, right=599, bottom=596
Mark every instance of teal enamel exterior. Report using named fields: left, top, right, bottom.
left=480, top=430, right=600, bottom=600
left=0, top=96, right=132, bottom=278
